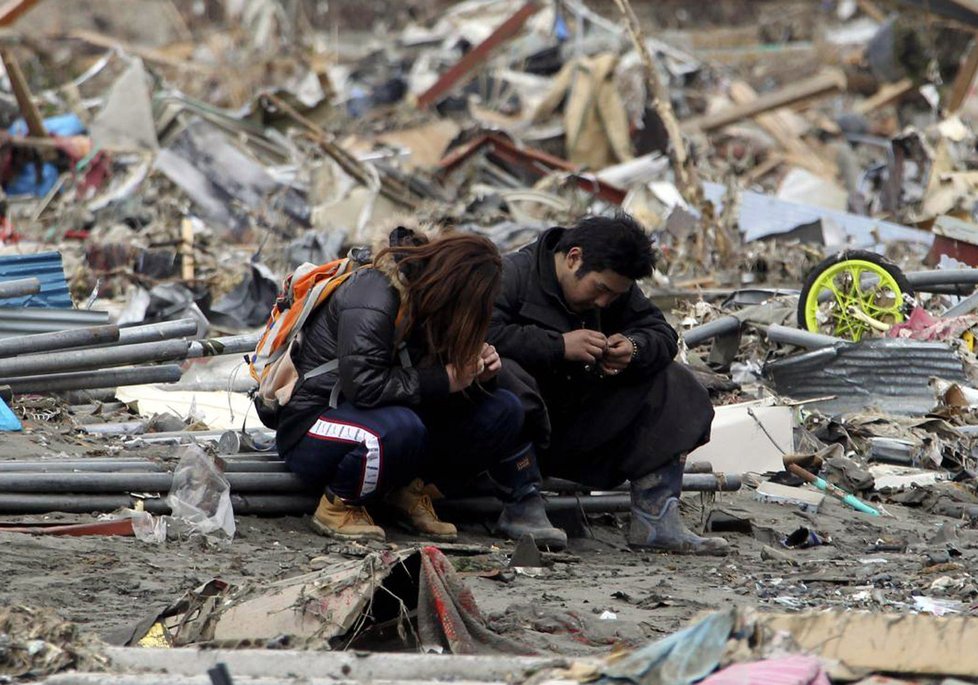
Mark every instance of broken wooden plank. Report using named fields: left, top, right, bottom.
left=67, top=30, right=208, bottom=73
left=179, top=218, right=195, bottom=283
left=610, top=0, right=702, bottom=207
left=728, top=81, right=837, bottom=178
left=0, top=48, right=44, bottom=137
left=949, top=40, right=978, bottom=112
left=856, top=0, right=887, bottom=22
left=0, top=0, right=41, bottom=25
left=855, top=77, right=915, bottom=115
left=684, top=68, right=847, bottom=133
left=416, top=1, right=541, bottom=109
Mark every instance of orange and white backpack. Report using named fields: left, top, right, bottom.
left=248, top=256, right=361, bottom=427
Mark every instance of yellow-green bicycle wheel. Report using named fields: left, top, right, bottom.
left=797, top=250, right=912, bottom=342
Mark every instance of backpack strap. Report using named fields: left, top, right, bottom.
left=325, top=346, right=414, bottom=410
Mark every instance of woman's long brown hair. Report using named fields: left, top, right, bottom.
left=377, top=233, right=502, bottom=371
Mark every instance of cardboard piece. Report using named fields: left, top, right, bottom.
left=757, top=610, right=978, bottom=679
left=689, top=401, right=793, bottom=474
left=754, top=481, right=824, bottom=513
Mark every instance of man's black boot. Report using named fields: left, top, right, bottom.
left=497, top=493, right=568, bottom=550
left=490, top=447, right=567, bottom=550
left=627, top=460, right=729, bottom=556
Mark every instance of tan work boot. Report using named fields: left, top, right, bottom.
left=310, top=493, right=386, bottom=542
left=387, top=479, right=457, bottom=542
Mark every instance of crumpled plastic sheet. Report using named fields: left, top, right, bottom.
left=166, top=445, right=235, bottom=541
left=597, top=609, right=734, bottom=685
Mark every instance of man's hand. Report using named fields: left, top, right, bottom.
left=447, top=357, right=484, bottom=393
left=599, top=333, right=634, bottom=375
left=563, top=329, right=608, bottom=364
left=477, top=343, right=501, bottom=383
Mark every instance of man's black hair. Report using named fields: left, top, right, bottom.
left=555, top=214, right=655, bottom=280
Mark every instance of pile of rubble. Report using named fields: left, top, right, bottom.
left=7, top=0, right=978, bottom=683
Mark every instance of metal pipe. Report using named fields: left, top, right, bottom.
left=765, top=323, right=845, bottom=349
left=6, top=365, right=183, bottom=394
left=0, top=339, right=190, bottom=378
left=186, top=334, right=259, bottom=359
left=0, top=471, right=315, bottom=493
left=0, top=493, right=320, bottom=516
left=944, top=289, right=978, bottom=318
left=0, top=460, right=162, bottom=473
left=437, top=494, right=633, bottom=516
left=0, top=323, right=119, bottom=359
left=0, top=492, right=687, bottom=517
left=541, top=474, right=741, bottom=493
left=906, top=270, right=978, bottom=288
left=0, top=276, right=40, bottom=299
left=126, top=428, right=275, bottom=446
left=682, top=315, right=741, bottom=347
left=0, top=460, right=288, bottom=474
left=116, top=318, right=199, bottom=346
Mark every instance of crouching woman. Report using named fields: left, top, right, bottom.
left=275, top=229, right=566, bottom=547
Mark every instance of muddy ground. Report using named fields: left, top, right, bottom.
left=0, top=425, right=973, bottom=655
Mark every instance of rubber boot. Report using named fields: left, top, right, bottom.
left=497, top=493, right=568, bottom=550
left=490, top=446, right=567, bottom=550
left=387, top=478, right=457, bottom=542
left=627, top=460, right=729, bottom=556
left=310, top=492, right=386, bottom=542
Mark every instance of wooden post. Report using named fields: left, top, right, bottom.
left=0, top=48, right=45, bottom=137
left=948, top=40, right=978, bottom=113
left=609, top=0, right=702, bottom=207
left=179, top=219, right=195, bottom=282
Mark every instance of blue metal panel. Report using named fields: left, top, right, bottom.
left=0, top=252, right=73, bottom=308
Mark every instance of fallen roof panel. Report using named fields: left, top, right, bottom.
left=764, top=338, right=965, bottom=415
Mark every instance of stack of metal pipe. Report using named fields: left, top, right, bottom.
left=0, top=441, right=741, bottom=515
left=0, top=317, right=258, bottom=394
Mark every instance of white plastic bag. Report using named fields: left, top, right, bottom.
left=166, top=445, right=236, bottom=540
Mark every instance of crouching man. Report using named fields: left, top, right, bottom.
left=488, top=214, right=727, bottom=555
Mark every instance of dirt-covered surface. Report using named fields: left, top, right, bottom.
left=1, top=421, right=974, bottom=658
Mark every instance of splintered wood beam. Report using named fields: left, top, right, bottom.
left=949, top=40, right=978, bottom=112
left=0, top=48, right=45, bottom=137
left=684, top=68, right=848, bottom=133
left=0, top=0, right=42, bottom=26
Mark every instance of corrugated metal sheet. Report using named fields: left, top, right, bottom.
left=0, top=252, right=73, bottom=308
left=764, top=338, right=966, bottom=416
left=0, top=309, right=110, bottom=338
left=702, top=182, right=933, bottom=248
